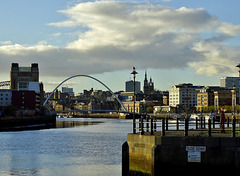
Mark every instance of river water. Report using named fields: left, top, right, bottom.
left=0, top=118, right=132, bottom=176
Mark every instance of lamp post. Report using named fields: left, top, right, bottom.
left=236, top=63, right=240, bottom=105
left=233, top=83, right=236, bottom=118
left=131, top=67, right=138, bottom=134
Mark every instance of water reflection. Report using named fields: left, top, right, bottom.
left=0, top=119, right=104, bottom=132
left=56, top=120, right=103, bottom=128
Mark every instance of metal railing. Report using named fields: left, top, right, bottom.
left=133, top=116, right=239, bottom=137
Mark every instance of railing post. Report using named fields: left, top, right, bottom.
left=195, top=117, right=198, bottom=129
left=176, top=117, right=179, bottom=131
left=200, top=116, right=203, bottom=129
left=154, top=119, right=157, bottom=131
left=184, top=118, right=188, bottom=137
left=227, top=116, right=230, bottom=128
left=203, top=117, right=206, bottom=129
left=146, top=117, right=149, bottom=132
left=208, top=118, right=211, bottom=137
left=150, top=118, right=153, bottom=135
left=212, top=117, right=215, bottom=129
left=133, top=114, right=136, bottom=134
left=162, top=118, right=165, bottom=136
left=232, top=118, right=236, bottom=137
left=166, top=118, right=168, bottom=131
left=140, top=118, right=144, bottom=135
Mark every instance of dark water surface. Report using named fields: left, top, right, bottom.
left=0, top=118, right=132, bottom=176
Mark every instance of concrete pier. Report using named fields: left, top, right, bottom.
left=123, top=133, right=240, bottom=175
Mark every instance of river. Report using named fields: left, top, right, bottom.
left=0, top=118, right=132, bottom=176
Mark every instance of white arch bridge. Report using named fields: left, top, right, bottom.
left=43, top=75, right=128, bottom=114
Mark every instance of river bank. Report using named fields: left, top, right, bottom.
left=0, top=115, right=56, bottom=131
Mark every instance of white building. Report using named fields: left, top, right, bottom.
left=169, top=83, right=203, bottom=107
left=220, top=77, right=239, bottom=89
left=0, top=89, right=13, bottom=107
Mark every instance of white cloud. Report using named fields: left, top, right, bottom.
left=189, top=39, right=240, bottom=76
left=1, top=1, right=240, bottom=78
left=0, top=41, right=12, bottom=45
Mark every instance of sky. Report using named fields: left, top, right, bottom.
left=1, top=0, right=240, bottom=93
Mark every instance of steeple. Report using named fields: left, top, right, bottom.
left=143, top=71, right=155, bottom=94
left=144, top=71, right=148, bottom=82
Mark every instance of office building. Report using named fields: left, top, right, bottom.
left=220, top=77, right=239, bottom=89
left=62, top=87, right=74, bottom=96
left=125, top=80, right=141, bottom=93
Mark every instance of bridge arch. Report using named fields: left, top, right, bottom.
left=43, top=75, right=127, bottom=112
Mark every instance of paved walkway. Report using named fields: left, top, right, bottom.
left=141, top=128, right=239, bottom=137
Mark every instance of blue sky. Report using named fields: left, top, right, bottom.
left=1, top=0, right=240, bottom=93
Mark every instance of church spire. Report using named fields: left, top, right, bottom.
left=144, top=71, right=148, bottom=81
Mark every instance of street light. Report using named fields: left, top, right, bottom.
left=131, top=67, right=138, bottom=134
left=236, top=63, right=240, bottom=105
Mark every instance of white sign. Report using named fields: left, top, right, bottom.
left=186, top=146, right=206, bottom=152
left=188, top=151, right=201, bottom=162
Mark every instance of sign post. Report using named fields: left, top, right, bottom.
left=186, top=146, right=206, bottom=163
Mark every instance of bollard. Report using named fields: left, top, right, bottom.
left=150, top=118, right=153, bottom=135
left=162, top=118, right=165, bottom=136
left=184, top=118, right=188, bottom=137
left=208, top=118, right=211, bottom=137
left=232, top=118, right=236, bottom=137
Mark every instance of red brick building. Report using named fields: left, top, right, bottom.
left=12, top=90, right=40, bottom=110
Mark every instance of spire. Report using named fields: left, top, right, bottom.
left=144, top=70, right=148, bottom=81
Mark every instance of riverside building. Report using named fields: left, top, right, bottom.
left=169, top=83, right=203, bottom=108
left=10, top=63, right=39, bottom=91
